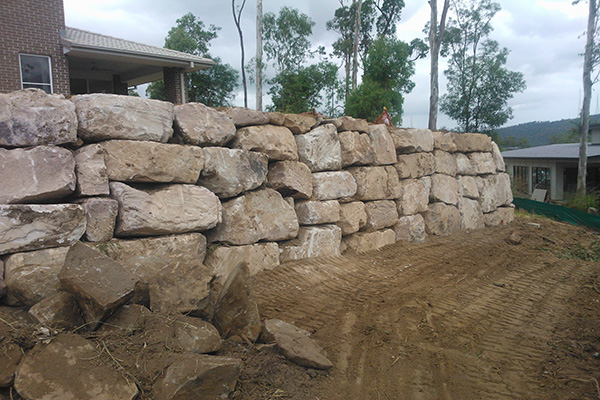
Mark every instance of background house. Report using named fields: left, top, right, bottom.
left=0, top=0, right=214, bottom=103
left=502, top=129, right=600, bottom=201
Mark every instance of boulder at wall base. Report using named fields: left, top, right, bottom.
left=172, top=315, right=222, bottom=354
left=368, top=124, right=397, bottom=165
left=213, top=262, right=262, bottom=341
left=423, top=202, right=462, bottom=236
left=110, top=182, right=221, bottom=237
left=295, top=124, right=342, bottom=172
left=0, top=343, right=21, bottom=387
left=72, top=93, right=174, bottom=143
left=363, top=200, right=399, bottom=231
left=74, top=144, right=110, bottom=196
left=483, top=206, right=515, bottom=226
left=279, top=225, right=342, bottom=262
left=204, top=242, right=280, bottom=282
left=14, top=334, right=139, bottom=400
left=59, top=242, right=137, bottom=329
left=394, top=214, right=427, bottom=243
left=3, top=246, right=70, bottom=307
left=458, top=197, right=486, bottom=230
left=338, top=130, right=375, bottom=167
left=477, top=173, right=513, bottom=213
left=208, top=188, right=299, bottom=246
left=295, top=200, right=341, bottom=225
left=0, top=204, right=86, bottom=256
left=0, top=88, right=77, bottom=147
left=336, top=201, right=367, bottom=235
left=98, top=304, right=150, bottom=334
left=100, top=140, right=205, bottom=184
left=198, top=147, right=268, bottom=198
left=156, top=354, right=241, bottom=400
left=261, top=319, right=333, bottom=370
left=232, top=124, right=299, bottom=161
left=219, top=106, right=270, bottom=127
left=78, top=197, right=118, bottom=242
left=267, top=160, right=313, bottom=199
left=311, top=171, right=358, bottom=201
left=348, top=166, right=402, bottom=201
left=342, top=229, right=396, bottom=253
left=28, top=291, right=84, bottom=330
left=0, top=146, right=76, bottom=204
left=174, top=102, right=236, bottom=146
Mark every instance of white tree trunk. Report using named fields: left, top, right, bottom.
left=352, top=0, right=362, bottom=91
left=256, top=0, right=263, bottom=111
left=428, top=0, right=450, bottom=131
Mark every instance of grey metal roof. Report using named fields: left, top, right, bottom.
left=502, top=143, right=600, bottom=159
left=61, top=27, right=214, bottom=67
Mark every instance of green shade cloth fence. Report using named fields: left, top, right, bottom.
left=513, top=197, right=600, bottom=232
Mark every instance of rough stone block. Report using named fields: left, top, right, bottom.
left=477, top=173, right=513, bottom=213
left=0, top=89, right=77, bottom=147
left=394, top=214, right=427, bottom=242
left=467, top=151, right=496, bottom=175
left=434, top=149, right=458, bottom=176
left=338, top=130, right=375, bottom=166
left=233, top=125, right=298, bottom=161
left=458, top=175, right=480, bottom=199
left=198, top=147, right=268, bottom=198
left=279, top=225, right=342, bottom=262
left=483, top=206, right=515, bottom=226
left=458, top=197, right=486, bottom=230
left=204, top=242, right=280, bottom=281
left=110, top=182, right=221, bottom=237
left=295, top=124, right=342, bottom=172
left=0, top=204, right=86, bottom=256
left=455, top=152, right=476, bottom=176
left=73, top=94, right=174, bottom=143
left=268, top=112, right=286, bottom=126
left=79, top=197, right=118, bottom=242
left=28, top=292, right=84, bottom=330
left=267, top=160, right=313, bottom=199
left=342, top=229, right=395, bottom=253
left=336, top=201, right=367, bottom=235
left=0, top=343, right=21, bottom=387
left=221, top=107, right=270, bottom=127
left=433, top=131, right=457, bottom=152
left=389, top=128, right=434, bottom=153
left=336, top=116, right=369, bottom=133
left=295, top=200, right=340, bottom=225
left=394, top=152, right=436, bottom=179
left=173, top=102, right=235, bottom=146
left=451, top=132, right=493, bottom=152
left=396, top=179, right=429, bottom=216
left=173, top=315, right=222, bottom=354
left=429, top=174, right=459, bottom=205
left=492, top=142, right=506, bottom=172
left=368, top=124, right=397, bottom=165
left=349, top=166, right=402, bottom=200
left=98, top=304, right=150, bottom=334
left=364, top=200, right=398, bottom=231
left=283, top=113, right=317, bottom=134
left=74, top=144, right=109, bottom=196
left=0, top=146, right=76, bottom=204
left=423, top=203, right=462, bottom=236
left=101, top=140, right=204, bottom=183
left=311, top=171, right=357, bottom=201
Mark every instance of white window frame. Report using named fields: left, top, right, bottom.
left=19, top=54, right=53, bottom=94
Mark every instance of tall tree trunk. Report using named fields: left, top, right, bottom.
left=256, top=0, right=263, bottom=111
left=352, top=0, right=362, bottom=91
left=579, top=0, right=596, bottom=194
left=428, top=0, right=450, bottom=131
left=233, top=0, right=248, bottom=107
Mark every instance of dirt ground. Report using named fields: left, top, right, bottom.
left=2, top=212, right=600, bottom=399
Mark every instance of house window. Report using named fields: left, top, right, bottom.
left=532, top=167, right=551, bottom=193
left=513, top=166, right=529, bottom=195
left=19, top=54, right=53, bottom=93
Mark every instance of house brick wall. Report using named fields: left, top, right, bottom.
left=0, top=0, right=70, bottom=95
left=163, top=67, right=187, bottom=104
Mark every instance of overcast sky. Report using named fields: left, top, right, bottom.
left=64, top=0, right=590, bottom=130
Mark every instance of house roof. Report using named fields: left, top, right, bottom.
left=502, top=143, right=600, bottom=160
left=60, top=27, right=215, bottom=85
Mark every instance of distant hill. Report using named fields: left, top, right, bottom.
left=495, top=114, right=600, bottom=148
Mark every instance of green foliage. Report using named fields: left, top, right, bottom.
left=559, top=240, right=600, bottom=262
left=127, top=88, right=140, bottom=97
left=146, top=13, right=238, bottom=106
left=345, top=36, right=414, bottom=124
left=497, top=135, right=529, bottom=150
left=263, top=7, right=315, bottom=73
left=268, top=62, right=342, bottom=115
left=564, top=190, right=600, bottom=213
left=440, top=0, right=525, bottom=133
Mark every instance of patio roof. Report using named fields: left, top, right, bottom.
left=502, top=143, right=600, bottom=160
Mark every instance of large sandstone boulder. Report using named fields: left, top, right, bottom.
left=455, top=152, right=476, bottom=176
left=491, top=142, right=506, bottom=172
left=267, top=160, right=313, bottom=199
left=423, top=203, right=462, bottom=236
left=336, top=116, right=369, bottom=133
left=173, top=102, right=236, bottom=146
left=198, top=147, right=268, bottom=198
left=98, top=304, right=149, bottom=334
left=394, top=214, right=427, bottom=242
left=363, top=200, right=398, bottom=231
left=295, top=200, right=340, bottom=225
left=0, top=146, right=75, bottom=204
left=311, top=171, right=357, bottom=201
left=280, top=225, right=342, bottom=262
left=0, top=89, right=77, bottom=147
left=467, top=152, right=496, bottom=175
left=213, top=263, right=262, bottom=341
left=348, top=166, right=402, bottom=200
left=369, top=124, right=397, bottom=165
left=429, top=174, right=459, bottom=205
left=283, top=113, right=317, bottom=134
left=204, top=242, right=280, bottom=281
left=458, top=197, right=485, bottom=230
left=394, top=152, right=436, bottom=179
left=342, top=229, right=396, bottom=253
left=451, top=132, right=493, bottom=152
left=101, top=140, right=204, bottom=183
left=74, top=144, right=109, bottom=196
left=261, top=319, right=333, bottom=370
left=433, top=131, right=457, bottom=152
left=73, top=94, right=173, bottom=143
left=60, top=242, right=137, bottom=329
left=0, top=343, right=22, bottom=387
left=0, top=204, right=86, bottom=255
left=78, top=197, right=118, bottom=242
left=110, top=182, right=221, bottom=237
left=156, top=354, right=241, bottom=400
left=338, top=130, right=375, bottom=166
left=336, top=202, right=367, bottom=235
left=295, top=124, right=342, bottom=172
left=209, top=188, right=299, bottom=245
left=173, top=315, right=222, bottom=354
left=434, top=149, right=458, bottom=176
left=483, top=206, right=515, bottom=226
left=14, top=334, right=139, bottom=400
left=396, top=179, right=429, bottom=216
left=233, top=125, right=298, bottom=161
left=221, top=107, right=269, bottom=127
left=268, top=112, right=286, bottom=126
left=28, top=292, right=84, bottom=330
left=389, top=128, right=434, bottom=153
left=458, top=175, right=480, bottom=199
left=477, top=173, right=513, bottom=213
left=3, top=246, right=69, bottom=307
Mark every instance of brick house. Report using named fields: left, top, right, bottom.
left=0, top=0, right=214, bottom=103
